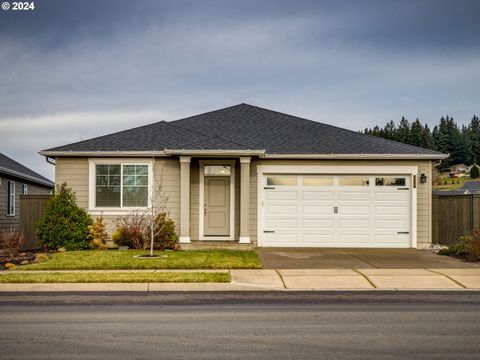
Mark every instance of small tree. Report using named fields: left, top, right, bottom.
left=36, top=183, right=93, bottom=250
left=470, top=164, right=480, bottom=179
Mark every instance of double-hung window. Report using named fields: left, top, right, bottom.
left=7, top=181, right=15, bottom=216
left=95, top=163, right=149, bottom=208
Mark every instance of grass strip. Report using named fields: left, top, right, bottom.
left=15, top=250, right=262, bottom=270
left=0, top=272, right=231, bottom=283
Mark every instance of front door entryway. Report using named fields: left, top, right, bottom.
left=204, top=176, right=230, bottom=236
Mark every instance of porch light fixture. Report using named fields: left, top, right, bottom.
left=420, top=173, right=427, bottom=183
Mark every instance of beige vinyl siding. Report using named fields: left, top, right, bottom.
left=55, top=157, right=89, bottom=208
left=249, top=159, right=434, bottom=247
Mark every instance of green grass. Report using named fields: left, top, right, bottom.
left=0, top=272, right=230, bottom=283
left=14, top=250, right=262, bottom=270
left=433, top=176, right=472, bottom=190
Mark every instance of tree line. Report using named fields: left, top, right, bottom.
left=362, top=115, right=480, bottom=170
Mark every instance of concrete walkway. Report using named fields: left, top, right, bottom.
left=1, top=268, right=480, bottom=291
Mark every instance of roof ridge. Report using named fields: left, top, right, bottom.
left=166, top=121, right=253, bottom=149
left=243, top=103, right=442, bottom=155
left=168, top=103, right=245, bottom=125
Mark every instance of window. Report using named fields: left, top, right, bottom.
left=339, top=176, right=370, bottom=186
left=21, top=184, right=28, bottom=195
left=267, top=176, right=297, bottom=186
left=204, top=165, right=231, bottom=176
left=375, top=177, right=406, bottom=186
left=303, top=177, right=333, bottom=186
left=95, top=164, right=148, bottom=208
left=7, top=181, right=15, bottom=216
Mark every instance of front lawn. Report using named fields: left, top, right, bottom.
left=14, top=250, right=262, bottom=270
left=0, top=271, right=230, bottom=283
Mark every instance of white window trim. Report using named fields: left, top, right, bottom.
left=199, top=159, right=235, bottom=241
left=6, top=180, right=15, bottom=216
left=256, top=164, right=418, bottom=248
left=88, top=158, right=153, bottom=215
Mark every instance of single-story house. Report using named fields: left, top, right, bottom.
left=0, top=153, right=54, bottom=231
left=40, top=104, right=447, bottom=248
left=433, top=181, right=480, bottom=196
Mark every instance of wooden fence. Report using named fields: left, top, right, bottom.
left=20, top=195, right=51, bottom=250
left=432, top=194, right=480, bottom=245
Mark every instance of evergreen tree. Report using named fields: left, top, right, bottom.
left=467, top=115, right=480, bottom=165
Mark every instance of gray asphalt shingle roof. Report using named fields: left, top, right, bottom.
left=460, top=181, right=480, bottom=191
left=43, top=103, right=446, bottom=157
left=0, top=153, right=54, bottom=187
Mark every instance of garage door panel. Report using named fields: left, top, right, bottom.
left=337, top=219, right=370, bottom=229
left=302, top=219, right=334, bottom=228
left=303, top=205, right=333, bottom=214
left=265, top=191, right=298, bottom=201
left=375, top=206, right=408, bottom=215
left=337, top=234, right=370, bottom=243
left=303, top=234, right=335, bottom=244
left=339, top=205, right=370, bottom=215
left=375, top=219, right=408, bottom=229
left=302, top=191, right=334, bottom=201
left=375, top=192, right=409, bottom=201
left=265, top=219, right=297, bottom=229
left=338, top=191, right=370, bottom=201
left=265, top=205, right=298, bottom=215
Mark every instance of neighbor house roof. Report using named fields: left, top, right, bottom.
left=460, top=181, right=480, bottom=191
left=0, top=153, right=54, bottom=188
left=41, top=103, right=447, bottom=159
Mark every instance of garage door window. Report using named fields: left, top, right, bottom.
left=339, top=176, right=370, bottom=186
left=267, top=176, right=297, bottom=186
left=375, top=177, right=406, bottom=186
left=303, top=177, right=333, bottom=186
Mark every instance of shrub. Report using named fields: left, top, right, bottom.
left=0, top=228, right=25, bottom=258
left=438, top=229, right=480, bottom=261
left=88, top=216, right=108, bottom=250
left=152, top=213, right=179, bottom=250
left=113, top=211, right=149, bottom=249
left=470, top=165, right=480, bottom=179
left=36, top=183, right=93, bottom=250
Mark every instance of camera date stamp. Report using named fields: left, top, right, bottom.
left=2, top=1, right=35, bottom=11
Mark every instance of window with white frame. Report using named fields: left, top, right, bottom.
left=22, top=184, right=28, bottom=195
left=95, top=164, right=149, bottom=208
left=7, top=181, right=15, bottom=216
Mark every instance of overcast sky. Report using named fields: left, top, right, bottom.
left=1, top=0, right=479, bottom=180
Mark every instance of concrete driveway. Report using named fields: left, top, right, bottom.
left=256, top=248, right=480, bottom=269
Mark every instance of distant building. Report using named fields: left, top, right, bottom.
left=0, top=153, right=54, bottom=231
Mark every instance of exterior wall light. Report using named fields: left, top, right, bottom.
left=420, top=173, right=428, bottom=183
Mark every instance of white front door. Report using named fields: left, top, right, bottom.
left=262, top=175, right=411, bottom=248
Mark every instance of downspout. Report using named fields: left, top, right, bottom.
left=46, top=157, right=56, bottom=166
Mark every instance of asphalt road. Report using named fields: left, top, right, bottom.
left=1, top=292, right=480, bottom=360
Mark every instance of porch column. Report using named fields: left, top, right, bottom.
left=179, top=156, right=191, bottom=243
left=239, top=157, right=251, bottom=243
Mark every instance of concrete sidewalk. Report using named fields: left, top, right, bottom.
left=1, top=268, right=480, bottom=291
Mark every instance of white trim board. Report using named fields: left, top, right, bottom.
left=199, top=159, right=236, bottom=241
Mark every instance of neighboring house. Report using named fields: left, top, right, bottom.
left=433, top=181, right=480, bottom=196
left=448, top=163, right=469, bottom=178
left=40, top=104, right=447, bottom=249
left=0, top=153, right=54, bottom=231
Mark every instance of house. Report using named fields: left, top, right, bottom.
left=40, top=104, right=447, bottom=249
left=448, top=164, right=468, bottom=174
left=0, top=153, right=54, bottom=231
left=433, top=181, right=480, bottom=196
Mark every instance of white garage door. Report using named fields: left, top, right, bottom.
left=262, top=175, right=411, bottom=248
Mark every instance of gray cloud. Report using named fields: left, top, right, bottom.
left=0, top=0, right=479, bottom=179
